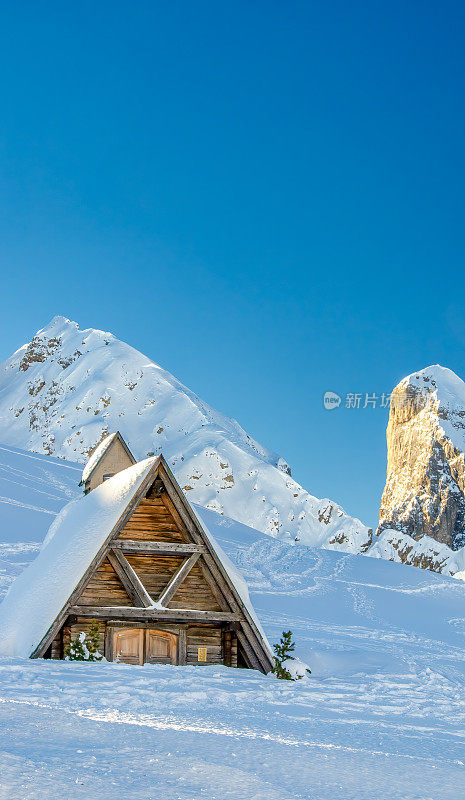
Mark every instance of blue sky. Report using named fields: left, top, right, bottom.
left=1, top=1, right=465, bottom=527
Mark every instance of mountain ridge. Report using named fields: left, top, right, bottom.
left=0, top=315, right=371, bottom=552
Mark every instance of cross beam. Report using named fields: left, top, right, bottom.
left=107, top=549, right=153, bottom=608
left=68, top=606, right=239, bottom=622
left=112, top=541, right=205, bottom=555
left=156, top=552, right=201, bottom=607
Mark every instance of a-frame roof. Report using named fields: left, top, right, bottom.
left=0, top=455, right=273, bottom=672
left=81, top=431, right=136, bottom=485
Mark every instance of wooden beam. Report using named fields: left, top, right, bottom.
left=107, top=549, right=153, bottom=608
left=157, top=552, right=201, bottom=606
left=196, top=559, right=231, bottom=612
left=178, top=628, right=187, bottom=665
left=158, top=465, right=203, bottom=544
left=104, top=627, right=114, bottom=661
left=112, top=540, right=205, bottom=555
left=236, top=629, right=266, bottom=673
left=68, top=606, right=239, bottom=622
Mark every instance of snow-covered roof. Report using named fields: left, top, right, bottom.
left=81, top=432, right=119, bottom=484
left=0, top=456, right=271, bottom=662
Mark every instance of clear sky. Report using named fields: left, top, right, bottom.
left=1, top=1, right=465, bottom=528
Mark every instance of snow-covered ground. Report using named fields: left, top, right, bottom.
left=1, top=447, right=465, bottom=797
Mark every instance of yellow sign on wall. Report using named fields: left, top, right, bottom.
left=197, top=646, right=207, bottom=662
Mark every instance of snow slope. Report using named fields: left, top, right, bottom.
left=2, top=501, right=465, bottom=797
left=0, top=315, right=371, bottom=552
left=0, top=443, right=80, bottom=543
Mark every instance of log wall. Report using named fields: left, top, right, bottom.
left=79, top=559, right=134, bottom=606
left=117, top=498, right=185, bottom=542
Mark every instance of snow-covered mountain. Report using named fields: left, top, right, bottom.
left=0, top=316, right=371, bottom=552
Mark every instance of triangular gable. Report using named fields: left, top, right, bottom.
left=16, top=455, right=272, bottom=673
left=81, top=431, right=136, bottom=486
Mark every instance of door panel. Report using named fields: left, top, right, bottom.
left=112, top=628, right=177, bottom=665
left=113, top=629, right=143, bottom=665
left=145, top=630, right=177, bottom=664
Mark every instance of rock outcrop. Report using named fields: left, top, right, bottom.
left=377, top=365, right=465, bottom=555
left=369, top=528, right=465, bottom=577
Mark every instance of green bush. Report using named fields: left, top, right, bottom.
left=272, top=630, right=311, bottom=680
left=64, top=621, right=103, bottom=662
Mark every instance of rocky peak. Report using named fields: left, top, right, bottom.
left=378, top=365, right=465, bottom=550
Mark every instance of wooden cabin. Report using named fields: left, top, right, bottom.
left=0, top=440, right=272, bottom=674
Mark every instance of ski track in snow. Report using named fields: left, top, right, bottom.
left=0, top=496, right=57, bottom=515
left=0, top=445, right=81, bottom=472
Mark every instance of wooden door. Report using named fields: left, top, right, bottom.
left=145, top=630, right=177, bottom=664
left=113, top=628, right=144, bottom=665
left=112, top=628, right=177, bottom=665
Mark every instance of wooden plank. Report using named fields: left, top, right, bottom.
left=156, top=552, right=201, bottom=607
left=223, top=630, right=232, bottom=667
left=104, top=627, right=114, bottom=661
left=231, top=634, right=238, bottom=668
left=124, top=521, right=178, bottom=528
left=68, top=606, right=239, bottom=622
left=107, top=549, right=153, bottom=608
left=178, top=628, right=187, bottom=666
left=113, top=541, right=205, bottom=555
left=105, top=621, right=183, bottom=636
left=186, top=633, right=222, bottom=645
left=133, top=518, right=178, bottom=524
left=187, top=645, right=222, bottom=655
left=159, top=468, right=202, bottom=543
left=118, top=529, right=185, bottom=543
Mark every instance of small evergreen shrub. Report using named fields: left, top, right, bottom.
left=272, top=630, right=311, bottom=680
left=64, top=621, right=103, bottom=662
